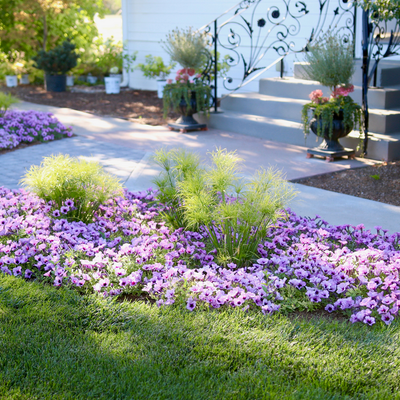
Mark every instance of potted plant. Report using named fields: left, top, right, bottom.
left=161, top=27, right=212, bottom=132
left=137, top=55, right=176, bottom=98
left=14, top=59, right=35, bottom=85
left=301, top=32, right=362, bottom=161
left=104, top=66, right=121, bottom=94
left=96, top=38, right=137, bottom=84
left=0, top=58, right=18, bottom=87
left=32, top=41, right=78, bottom=92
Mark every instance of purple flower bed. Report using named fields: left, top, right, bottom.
left=0, top=186, right=399, bottom=326
left=0, top=110, right=72, bottom=149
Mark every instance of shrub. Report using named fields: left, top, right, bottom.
left=161, top=27, right=209, bottom=70
left=32, top=41, right=78, bottom=75
left=21, top=154, right=123, bottom=223
left=302, top=31, right=354, bottom=91
left=152, top=148, right=295, bottom=266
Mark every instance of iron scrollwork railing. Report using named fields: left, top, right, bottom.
left=199, top=0, right=357, bottom=111
left=362, top=9, right=400, bottom=155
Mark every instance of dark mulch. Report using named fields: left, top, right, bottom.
left=292, top=161, right=400, bottom=207
left=3, top=84, right=400, bottom=207
left=3, top=84, right=179, bottom=126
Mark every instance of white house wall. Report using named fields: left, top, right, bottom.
left=124, top=0, right=361, bottom=94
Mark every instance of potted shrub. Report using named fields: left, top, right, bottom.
left=301, top=32, right=362, bottom=161
left=0, top=59, right=18, bottom=87
left=161, top=27, right=212, bottom=132
left=97, top=38, right=137, bottom=85
left=32, top=41, right=78, bottom=92
left=14, top=59, right=35, bottom=85
left=104, top=66, right=121, bottom=94
left=136, top=55, right=176, bottom=98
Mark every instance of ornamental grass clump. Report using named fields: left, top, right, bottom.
left=21, top=154, right=123, bottom=224
left=153, top=148, right=295, bottom=267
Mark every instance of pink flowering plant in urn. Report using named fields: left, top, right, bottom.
left=161, top=27, right=212, bottom=119
left=301, top=32, right=362, bottom=138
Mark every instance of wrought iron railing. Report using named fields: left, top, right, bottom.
left=361, top=9, right=400, bottom=155
left=200, top=1, right=400, bottom=156
left=199, top=0, right=357, bottom=110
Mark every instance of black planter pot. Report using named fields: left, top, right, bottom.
left=167, top=92, right=207, bottom=133
left=307, top=110, right=355, bottom=162
left=45, top=74, right=67, bottom=92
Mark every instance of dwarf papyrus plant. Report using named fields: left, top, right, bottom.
left=21, top=154, right=123, bottom=224
left=153, top=148, right=296, bottom=267
left=0, top=92, right=19, bottom=117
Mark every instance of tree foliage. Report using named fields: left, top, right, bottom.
left=0, top=0, right=105, bottom=59
left=356, top=0, right=400, bottom=21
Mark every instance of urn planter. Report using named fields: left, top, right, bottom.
left=45, top=74, right=67, bottom=92
left=306, top=110, right=356, bottom=162
left=167, top=92, right=208, bottom=133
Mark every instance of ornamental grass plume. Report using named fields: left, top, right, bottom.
left=21, top=154, right=123, bottom=223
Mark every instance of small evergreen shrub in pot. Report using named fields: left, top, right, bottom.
left=32, top=41, right=78, bottom=92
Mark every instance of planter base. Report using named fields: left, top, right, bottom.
left=167, top=115, right=207, bottom=133
left=306, top=145, right=355, bottom=162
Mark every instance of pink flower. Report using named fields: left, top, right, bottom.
left=187, top=68, right=195, bottom=77
left=309, top=89, right=323, bottom=103
left=332, top=84, right=354, bottom=98
left=166, top=79, right=172, bottom=84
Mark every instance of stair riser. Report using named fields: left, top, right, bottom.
left=208, top=113, right=400, bottom=161
left=259, top=79, right=400, bottom=109
left=220, top=100, right=397, bottom=135
left=221, top=96, right=304, bottom=120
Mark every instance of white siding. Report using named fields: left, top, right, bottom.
left=123, top=0, right=361, bottom=94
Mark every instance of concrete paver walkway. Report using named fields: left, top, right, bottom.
left=4, top=101, right=399, bottom=234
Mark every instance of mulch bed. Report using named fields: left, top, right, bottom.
left=2, top=84, right=400, bottom=207
left=3, top=84, right=179, bottom=126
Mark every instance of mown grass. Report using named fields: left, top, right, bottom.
left=1, top=275, right=399, bottom=400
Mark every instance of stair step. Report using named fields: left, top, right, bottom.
left=295, top=59, right=400, bottom=87
left=369, top=108, right=400, bottom=134
left=259, top=77, right=400, bottom=109
left=206, top=110, right=400, bottom=161
left=221, top=92, right=306, bottom=120
left=220, top=92, right=400, bottom=134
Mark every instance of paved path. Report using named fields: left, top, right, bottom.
left=3, top=101, right=399, bottom=234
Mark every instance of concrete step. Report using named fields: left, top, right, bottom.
left=205, top=109, right=400, bottom=161
left=221, top=92, right=306, bottom=120
left=295, top=59, right=400, bottom=87
left=258, top=77, right=400, bottom=109
left=221, top=91, right=400, bottom=134
left=369, top=108, right=400, bottom=134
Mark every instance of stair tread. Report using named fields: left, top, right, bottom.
left=223, top=92, right=308, bottom=104
left=218, top=109, right=302, bottom=127
left=213, top=110, right=400, bottom=139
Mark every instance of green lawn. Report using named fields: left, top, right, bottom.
left=1, top=275, right=399, bottom=400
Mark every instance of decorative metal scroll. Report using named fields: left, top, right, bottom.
left=200, top=0, right=356, bottom=109
left=361, top=10, right=400, bottom=156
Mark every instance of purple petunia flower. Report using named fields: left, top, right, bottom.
left=186, top=297, right=196, bottom=311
